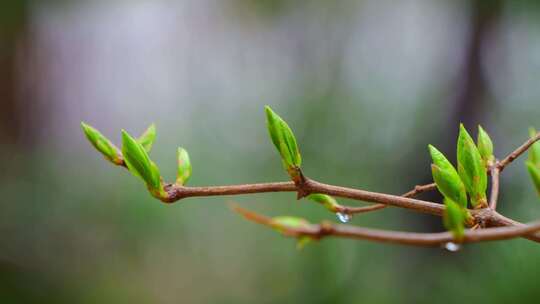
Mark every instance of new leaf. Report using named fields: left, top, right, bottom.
left=429, top=145, right=467, bottom=208
left=176, top=147, right=192, bottom=186
left=265, top=106, right=302, bottom=170
left=81, top=122, right=122, bottom=165
left=121, top=130, right=162, bottom=192
left=138, top=123, right=156, bottom=152
left=477, top=125, right=494, bottom=166
left=526, top=161, right=540, bottom=196
left=529, top=127, right=540, bottom=165
left=307, top=193, right=341, bottom=212
left=457, top=124, right=487, bottom=207
left=443, top=198, right=466, bottom=241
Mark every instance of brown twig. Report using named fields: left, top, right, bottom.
left=232, top=205, right=540, bottom=247
left=337, top=204, right=387, bottom=215
left=497, top=132, right=540, bottom=170
left=488, top=163, right=500, bottom=210
left=337, top=182, right=437, bottom=215
left=107, top=129, right=540, bottom=247
left=164, top=179, right=445, bottom=215
left=402, top=183, right=437, bottom=198
left=487, top=212, right=540, bottom=243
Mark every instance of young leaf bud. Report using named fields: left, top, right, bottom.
left=121, top=130, right=162, bottom=193
left=265, top=106, right=302, bottom=174
left=457, top=124, right=487, bottom=208
left=296, top=236, right=312, bottom=250
left=428, top=145, right=467, bottom=208
left=526, top=161, right=540, bottom=196
left=138, top=123, right=156, bottom=152
left=271, top=216, right=311, bottom=234
left=81, top=122, right=122, bottom=165
left=477, top=125, right=494, bottom=166
left=529, top=127, right=540, bottom=165
left=176, top=147, right=192, bottom=186
left=307, top=193, right=341, bottom=212
left=443, top=198, right=466, bottom=241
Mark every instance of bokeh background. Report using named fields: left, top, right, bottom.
left=1, top=0, right=540, bottom=303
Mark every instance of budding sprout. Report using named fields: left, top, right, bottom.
left=457, top=124, right=487, bottom=208
left=121, top=130, right=165, bottom=198
left=265, top=106, right=302, bottom=181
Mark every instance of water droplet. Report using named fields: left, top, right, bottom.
left=336, top=212, right=351, bottom=223
left=443, top=242, right=461, bottom=252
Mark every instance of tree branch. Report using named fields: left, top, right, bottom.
left=101, top=126, right=540, bottom=247
left=488, top=164, right=500, bottom=210
left=233, top=205, right=540, bottom=247
left=303, top=180, right=445, bottom=216
left=497, top=131, right=540, bottom=170
left=331, top=182, right=436, bottom=215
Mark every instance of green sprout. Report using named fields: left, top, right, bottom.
left=477, top=125, right=494, bottom=167
left=176, top=147, right=192, bottom=186
left=121, top=130, right=165, bottom=198
left=443, top=198, right=466, bottom=241
left=138, top=123, right=156, bottom=152
left=429, top=145, right=467, bottom=208
left=81, top=122, right=122, bottom=165
left=265, top=106, right=302, bottom=180
left=457, top=124, right=487, bottom=208
left=527, top=127, right=540, bottom=196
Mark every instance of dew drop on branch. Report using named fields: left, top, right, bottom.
left=443, top=242, right=461, bottom=252
left=336, top=212, right=351, bottom=223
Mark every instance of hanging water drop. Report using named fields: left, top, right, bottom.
left=336, top=212, right=351, bottom=223
left=443, top=242, right=461, bottom=252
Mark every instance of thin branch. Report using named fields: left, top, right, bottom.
left=488, top=164, right=500, bottom=210
left=165, top=179, right=444, bottom=215
left=166, top=181, right=297, bottom=201
left=107, top=128, right=540, bottom=246
left=402, top=183, right=437, bottom=198
left=337, top=204, right=387, bottom=215
left=488, top=212, right=540, bottom=243
left=303, top=180, right=445, bottom=216
left=233, top=205, right=540, bottom=247
left=497, top=132, right=540, bottom=170
left=329, top=220, right=540, bottom=246
left=338, top=183, right=437, bottom=214
left=338, top=182, right=437, bottom=215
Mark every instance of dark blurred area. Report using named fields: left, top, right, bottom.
left=1, top=0, right=540, bottom=303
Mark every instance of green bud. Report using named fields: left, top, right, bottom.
left=121, top=130, right=162, bottom=193
left=526, top=161, right=540, bottom=196
left=273, top=217, right=313, bottom=249
left=428, top=145, right=467, bottom=208
left=81, top=122, right=122, bottom=165
left=529, top=127, right=540, bottom=165
left=265, top=106, right=302, bottom=172
left=137, top=123, right=156, bottom=152
left=307, top=193, right=341, bottom=212
left=176, top=147, right=192, bottom=186
left=477, top=125, right=494, bottom=166
left=271, top=216, right=311, bottom=233
left=296, top=236, right=312, bottom=250
left=443, top=198, right=466, bottom=241
left=457, top=124, right=487, bottom=208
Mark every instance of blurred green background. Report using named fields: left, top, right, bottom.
left=1, top=0, right=540, bottom=303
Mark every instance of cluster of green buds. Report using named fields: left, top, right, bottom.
left=81, top=122, right=192, bottom=200
left=429, top=124, right=493, bottom=239
left=526, top=128, right=540, bottom=196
